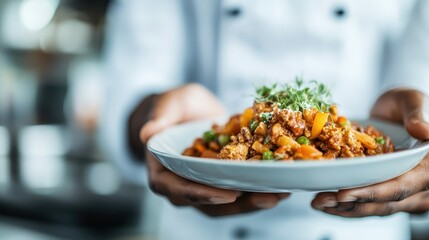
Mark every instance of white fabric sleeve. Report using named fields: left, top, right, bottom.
left=380, top=0, right=429, bottom=96
left=99, top=0, right=187, bottom=185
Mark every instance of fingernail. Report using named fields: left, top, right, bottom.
left=341, top=196, right=357, bottom=202
left=257, top=202, right=277, bottom=209
left=320, top=200, right=338, bottom=208
left=209, top=197, right=231, bottom=204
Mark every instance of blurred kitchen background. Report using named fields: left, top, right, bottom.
left=0, top=0, right=162, bottom=239
left=0, top=0, right=429, bottom=240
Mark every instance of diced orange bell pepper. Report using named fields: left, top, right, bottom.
left=276, top=135, right=300, bottom=150
left=310, top=112, right=330, bottom=139
left=352, top=129, right=377, bottom=150
left=222, top=116, right=241, bottom=135
left=295, top=145, right=323, bottom=159
left=240, top=108, right=254, bottom=128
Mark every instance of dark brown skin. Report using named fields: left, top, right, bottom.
left=138, top=84, right=289, bottom=217
left=312, top=88, right=429, bottom=217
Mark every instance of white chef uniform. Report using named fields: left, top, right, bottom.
left=101, top=0, right=429, bottom=239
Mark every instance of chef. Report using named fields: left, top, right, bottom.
left=101, top=0, right=429, bottom=239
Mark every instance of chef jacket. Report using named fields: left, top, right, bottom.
left=101, top=0, right=429, bottom=239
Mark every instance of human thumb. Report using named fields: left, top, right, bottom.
left=402, top=93, right=429, bottom=140
left=140, top=100, right=183, bottom=143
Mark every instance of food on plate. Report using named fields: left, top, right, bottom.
left=182, top=79, right=394, bottom=161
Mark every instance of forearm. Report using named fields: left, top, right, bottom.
left=128, top=94, right=158, bottom=160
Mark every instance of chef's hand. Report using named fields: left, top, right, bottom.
left=140, top=83, right=289, bottom=217
left=312, top=89, right=429, bottom=217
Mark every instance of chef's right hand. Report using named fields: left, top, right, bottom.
left=140, top=83, right=289, bottom=217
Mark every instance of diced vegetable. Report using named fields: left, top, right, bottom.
left=203, top=130, right=216, bottom=142
left=262, top=151, right=274, bottom=160
left=271, top=123, right=284, bottom=142
left=201, top=150, right=218, bottom=159
left=310, top=112, right=330, bottom=139
left=255, top=122, right=267, bottom=136
left=276, top=135, right=300, bottom=150
left=296, top=136, right=310, bottom=145
left=337, top=116, right=350, bottom=127
left=240, top=108, right=254, bottom=127
left=352, top=129, right=377, bottom=149
left=194, top=140, right=207, bottom=154
left=295, top=145, right=323, bottom=159
left=252, top=141, right=270, bottom=153
left=222, top=116, right=241, bottom=135
left=218, top=134, right=230, bottom=146
left=375, top=136, right=386, bottom=145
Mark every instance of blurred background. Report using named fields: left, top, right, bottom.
left=0, top=0, right=428, bottom=240
left=0, top=0, right=162, bottom=239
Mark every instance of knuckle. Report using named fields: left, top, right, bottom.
left=391, top=185, right=412, bottom=201
left=148, top=181, right=159, bottom=194
left=358, top=189, right=376, bottom=203
left=379, top=204, right=395, bottom=216
left=338, top=202, right=359, bottom=212
left=148, top=178, right=166, bottom=196
left=183, top=192, right=201, bottom=203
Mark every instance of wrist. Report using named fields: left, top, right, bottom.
left=128, top=94, right=159, bottom=160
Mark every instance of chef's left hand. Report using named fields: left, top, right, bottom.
left=312, top=88, right=429, bottom=217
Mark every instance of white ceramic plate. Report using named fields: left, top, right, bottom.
left=147, top=118, right=429, bottom=192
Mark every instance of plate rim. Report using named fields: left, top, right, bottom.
left=147, top=118, right=429, bottom=169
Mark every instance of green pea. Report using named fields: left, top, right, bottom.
left=203, top=130, right=216, bottom=142
left=296, top=136, right=310, bottom=145
left=262, top=151, right=274, bottom=160
left=249, top=120, right=258, bottom=132
left=218, top=134, right=230, bottom=146
left=375, top=136, right=385, bottom=145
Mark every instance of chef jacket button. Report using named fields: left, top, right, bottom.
left=233, top=227, right=249, bottom=239
left=226, top=7, right=242, bottom=17
left=333, top=6, right=347, bottom=19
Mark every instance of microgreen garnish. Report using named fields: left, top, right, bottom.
left=260, top=112, right=272, bottom=123
left=255, top=77, right=333, bottom=112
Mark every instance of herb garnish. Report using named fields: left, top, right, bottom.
left=255, top=77, right=333, bottom=112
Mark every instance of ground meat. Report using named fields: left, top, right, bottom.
left=303, top=108, right=317, bottom=127
left=383, top=137, right=395, bottom=153
left=318, top=125, right=342, bottom=151
left=341, top=129, right=364, bottom=157
left=219, top=143, right=249, bottom=160
left=237, top=127, right=252, bottom=143
left=185, top=101, right=395, bottom=161
left=230, top=135, right=238, bottom=144
left=323, top=151, right=339, bottom=159
left=276, top=110, right=306, bottom=137
left=253, top=102, right=274, bottom=115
